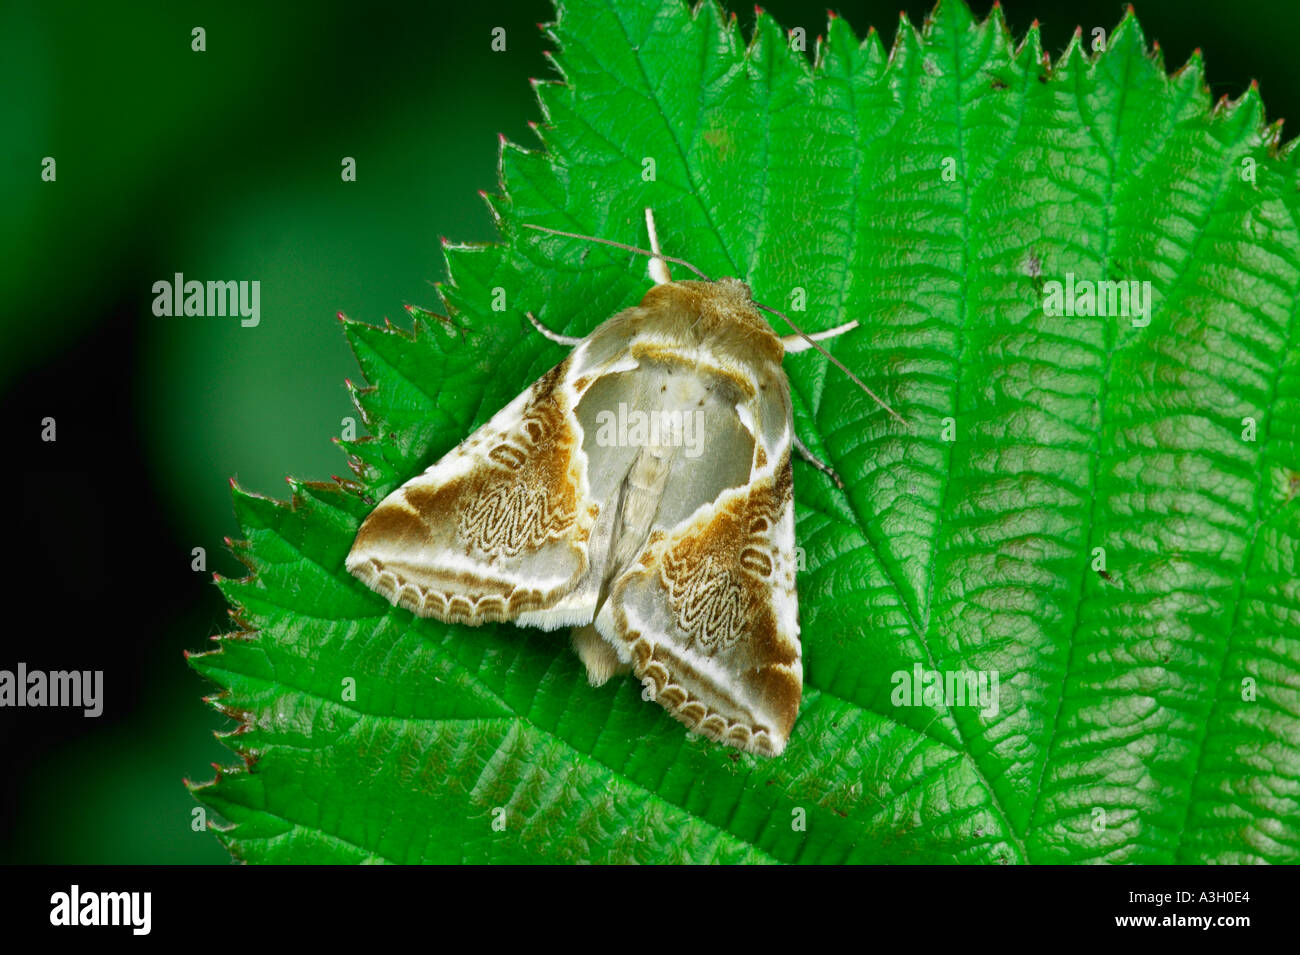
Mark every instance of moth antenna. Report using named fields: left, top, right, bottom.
left=644, top=208, right=672, bottom=285
left=755, top=301, right=908, bottom=427
left=522, top=222, right=713, bottom=282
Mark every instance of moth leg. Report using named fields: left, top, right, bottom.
left=572, top=623, right=631, bottom=686
left=525, top=311, right=583, bottom=347
left=781, top=319, right=858, bottom=353
left=792, top=433, right=845, bottom=489
left=644, top=207, right=671, bottom=286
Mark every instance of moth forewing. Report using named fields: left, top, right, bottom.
left=347, top=270, right=808, bottom=756
left=344, top=356, right=600, bottom=624
left=587, top=283, right=803, bottom=756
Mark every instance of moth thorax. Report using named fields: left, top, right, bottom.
left=703, top=278, right=782, bottom=361
left=639, top=278, right=781, bottom=363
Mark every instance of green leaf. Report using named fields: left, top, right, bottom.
left=188, top=0, right=1300, bottom=863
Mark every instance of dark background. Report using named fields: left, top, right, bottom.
left=2, top=0, right=1295, bottom=863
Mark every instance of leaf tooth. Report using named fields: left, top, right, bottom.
left=297, top=479, right=346, bottom=504
left=742, top=6, right=763, bottom=56
left=525, top=117, right=545, bottom=150
left=1275, top=129, right=1299, bottom=164
left=331, top=471, right=366, bottom=496
left=813, top=9, right=855, bottom=75
left=1215, top=77, right=1268, bottom=138
left=984, top=0, right=1012, bottom=45
left=825, top=10, right=856, bottom=56
left=745, top=1, right=799, bottom=73
left=858, top=23, right=886, bottom=72
left=712, top=0, right=741, bottom=52
left=493, top=132, right=523, bottom=199
left=1238, top=78, right=1268, bottom=128
left=1170, top=47, right=1210, bottom=106
left=1262, top=118, right=1287, bottom=156
left=539, top=48, right=568, bottom=87
left=921, top=0, right=976, bottom=37
left=1149, top=38, right=1167, bottom=74
left=479, top=187, right=507, bottom=236
left=974, top=3, right=1015, bottom=65
left=1056, top=26, right=1087, bottom=73
left=213, top=701, right=255, bottom=728
left=336, top=440, right=376, bottom=487
left=537, top=14, right=557, bottom=47
left=530, top=75, right=564, bottom=130
left=1012, top=17, right=1044, bottom=76
left=221, top=533, right=256, bottom=575
left=885, top=9, right=922, bottom=70
left=1104, top=2, right=1149, bottom=61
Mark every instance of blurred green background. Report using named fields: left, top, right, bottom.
left=2, top=0, right=1296, bottom=863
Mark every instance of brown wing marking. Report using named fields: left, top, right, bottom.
left=348, top=363, right=597, bottom=624
left=605, top=453, right=800, bottom=755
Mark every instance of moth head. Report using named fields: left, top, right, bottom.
left=523, top=215, right=906, bottom=425
left=711, top=276, right=754, bottom=300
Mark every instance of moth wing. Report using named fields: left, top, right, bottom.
left=594, top=362, right=802, bottom=756
left=346, top=332, right=638, bottom=627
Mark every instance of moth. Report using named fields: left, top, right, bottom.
left=346, top=211, right=901, bottom=756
